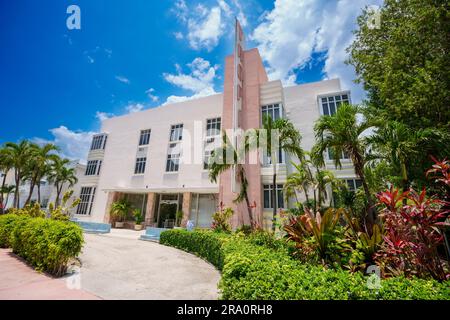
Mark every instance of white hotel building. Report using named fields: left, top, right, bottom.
left=75, top=25, right=359, bottom=230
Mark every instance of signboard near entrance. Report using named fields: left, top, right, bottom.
left=231, top=18, right=245, bottom=193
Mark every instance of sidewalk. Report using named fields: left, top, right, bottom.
left=0, top=249, right=100, bottom=300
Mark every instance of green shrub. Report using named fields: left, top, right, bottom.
left=160, top=229, right=449, bottom=300
left=0, top=214, right=84, bottom=277
left=160, top=229, right=227, bottom=269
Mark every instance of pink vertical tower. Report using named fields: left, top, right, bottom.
left=219, top=20, right=268, bottom=228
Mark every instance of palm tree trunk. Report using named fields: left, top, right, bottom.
left=0, top=172, right=7, bottom=213
left=13, top=169, right=20, bottom=208
left=25, top=175, right=37, bottom=205
left=37, top=184, right=41, bottom=205
left=272, top=171, right=277, bottom=231
left=353, top=159, right=375, bottom=226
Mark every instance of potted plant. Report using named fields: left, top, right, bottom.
left=133, top=208, right=144, bottom=231
left=174, top=210, right=184, bottom=229
left=110, top=199, right=131, bottom=228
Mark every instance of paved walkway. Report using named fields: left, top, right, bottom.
left=78, top=230, right=220, bottom=299
left=0, top=249, right=100, bottom=300
left=0, top=229, right=220, bottom=300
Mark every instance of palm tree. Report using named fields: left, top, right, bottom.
left=260, top=116, right=303, bottom=230
left=5, top=141, right=32, bottom=208
left=284, top=161, right=312, bottom=206
left=0, top=146, right=13, bottom=212
left=24, top=143, right=59, bottom=205
left=314, top=104, right=376, bottom=225
left=48, top=158, right=78, bottom=206
left=0, top=185, right=15, bottom=210
left=208, top=132, right=255, bottom=228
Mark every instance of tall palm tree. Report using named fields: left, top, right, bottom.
left=314, top=104, right=376, bottom=225
left=24, top=143, right=60, bottom=205
left=0, top=146, right=13, bottom=212
left=5, top=141, right=32, bottom=208
left=260, top=116, right=303, bottom=230
left=208, top=133, right=255, bottom=228
left=48, top=158, right=78, bottom=206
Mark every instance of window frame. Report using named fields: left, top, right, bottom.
left=85, top=160, right=101, bottom=176
left=138, top=129, right=151, bottom=146
left=76, top=186, right=96, bottom=216
left=169, top=124, right=184, bottom=142
left=206, top=117, right=221, bottom=137
left=263, top=184, right=285, bottom=209
left=134, top=157, right=147, bottom=175
left=318, top=92, right=351, bottom=116
left=90, top=134, right=107, bottom=151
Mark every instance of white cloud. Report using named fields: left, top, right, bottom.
left=251, top=0, right=383, bottom=102
left=125, top=103, right=145, bottom=113
left=145, top=88, right=159, bottom=102
left=32, top=126, right=96, bottom=164
left=173, top=32, right=184, bottom=40
left=163, top=57, right=218, bottom=104
left=187, top=6, right=224, bottom=51
left=96, top=111, right=113, bottom=122
left=115, top=75, right=130, bottom=84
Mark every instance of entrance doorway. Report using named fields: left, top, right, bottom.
left=157, top=194, right=181, bottom=228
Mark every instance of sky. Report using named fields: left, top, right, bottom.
left=0, top=0, right=383, bottom=162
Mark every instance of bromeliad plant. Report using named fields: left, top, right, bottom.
left=375, top=187, right=450, bottom=281
left=211, top=202, right=234, bottom=233
left=284, top=208, right=345, bottom=264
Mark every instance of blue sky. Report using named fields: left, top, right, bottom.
left=0, top=0, right=382, bottom=161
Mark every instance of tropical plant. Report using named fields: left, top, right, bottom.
left=0, top=147, right=13, bottom=213
left=48, top=190, right=81, bottom=221
left=23, top=143, right=59, bottom=205
left=110, top=199, right=131, bottom=222
left=0, top=185, right=15, bottom=212
left=4, top=141, right=33, bottom=208
left=133, top=208, right=144, bottom=225
left=208, top=133, right=255, bottom=228
left=348, top=0, right=450, bottom=187
left=211, top=202, right=234, bottom=233
left=375, top=187, right=450, bottom=280
left=260, top=116, right=303, bottom=230
left=175, top=210, right=184, bottom=227
left=47, top=158, right=78, bottom=206
left=314, top=104, right=376, bottom=226
left=284, top=207, right=345, bottom=263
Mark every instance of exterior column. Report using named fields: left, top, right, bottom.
left=181, top=192, right=192, bottom=227
left=144, top=192, right=156, bottom=227
left=104, top=192, right=121, bottom=224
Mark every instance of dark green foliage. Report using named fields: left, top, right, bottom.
left=0, top=214, right=84, bottom=277
left=160, top=229, right=227, bottom=269
left=160, top=229, right=449, bottom=300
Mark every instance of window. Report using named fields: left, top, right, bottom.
left=170, top=124, right=183, bottom=142
left=203, top=150, right=213, bottom=170
left=206, top=118, right=221, bottom=136
left=76, top=187, right=96, bottom=215
left=321, top=94, right=350, bottom=116
left=90, top=134, right=107, bottom=150
left=261, top=104, right=282, bottom=121
left=327, top=148, right=350, bottom=161
left=344, top=179, right=363, bottom=192
left=85, top=160, right=102, bottom=176
left=166, top=143, right=180, bottom=172
left=263, top=184, right=285, bottom=209
left=139, top=129, right=151, bottom=146
left=134, top=157, right=147, bottom=174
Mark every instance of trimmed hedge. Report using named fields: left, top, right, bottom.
left=160, top=229, right=227, bottom=269
left=0, top=214, right=84, bottom=277
left=160, top=229, right=450, bottom=300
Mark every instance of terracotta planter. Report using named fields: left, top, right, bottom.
left=134, top=224, right=143, bottom=231
left=115, top=221, right=125, bottom=228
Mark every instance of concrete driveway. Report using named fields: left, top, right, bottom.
left=77, top=230, right=220, bottom=300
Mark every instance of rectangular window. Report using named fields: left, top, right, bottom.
left=327, top=148, right=350, bottom=161
left=263, top=184, right=285, bottom=209
left=203, top=150, right=213, bottom=170
left=206, top=117, right=221, bottom=137
left=139, top=129, right=151, bottom=146
left=134, top=157, right=146, bottom=174
left=170, top=124, right=183, bottom=142
left=321, top=94, right=350, bottom=116
left=166, top=143, right=180, bottom=172
left=344, top=179, right=363, bottom=192
left=261, top=103, right=282, bottom=121
left=90, top=134, right=107, bottom=150
left=85, top=160, right=101, bottom=176
left=76, top=187, right=96, bottom=215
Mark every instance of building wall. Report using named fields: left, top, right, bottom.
left=77, top=94, right=223, bottom=222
